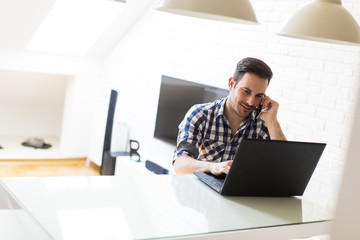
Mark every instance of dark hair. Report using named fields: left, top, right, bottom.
left=233, top=57, right=273, bottom=85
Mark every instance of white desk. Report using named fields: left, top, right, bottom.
left=0, top=182, right=53, bottom=239
left=1, top=174, right=332, bottom=240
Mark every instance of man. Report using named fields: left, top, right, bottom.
left=173, top=57, right=286, bottom=175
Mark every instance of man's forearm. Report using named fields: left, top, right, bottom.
left=266, top=119, right=287, bottom=140
left=173, top=155, right=211, bottom=174
left=174, top=155, right=233, bottom=175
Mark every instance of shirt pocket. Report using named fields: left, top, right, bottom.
left=199, top=139, right=226, bottom=162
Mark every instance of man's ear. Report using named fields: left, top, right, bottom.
left=228, top=77, right=235, bottom=90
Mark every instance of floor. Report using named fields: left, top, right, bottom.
left=0, top=158, right=100, bottom=178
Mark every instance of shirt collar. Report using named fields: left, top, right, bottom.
left=249, top=109, right=257, bottom=122
left=216, top=97, right=227, bottom=118
left=217, top=97, right=257, bottom=122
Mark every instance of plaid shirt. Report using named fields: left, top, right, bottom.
left=173, top=97, right=270, bottom=163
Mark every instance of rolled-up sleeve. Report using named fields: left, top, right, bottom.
left=173, top=105, right=205, bottom=162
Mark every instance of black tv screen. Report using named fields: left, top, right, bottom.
left=154, top=75, right=229, bottom=145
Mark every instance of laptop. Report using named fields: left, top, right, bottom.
left=193, top=139, right=326, bottom=196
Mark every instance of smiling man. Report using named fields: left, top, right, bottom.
left=173, top=57, right=286, bottom=175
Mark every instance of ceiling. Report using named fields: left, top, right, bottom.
left=0, top=0, right=55, bottom=49
left=0, top=0, right=158, bottom=57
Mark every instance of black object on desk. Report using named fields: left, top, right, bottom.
left=194, top=139, right=326, bottom=196
left=145, top=160, right=169, bottom=175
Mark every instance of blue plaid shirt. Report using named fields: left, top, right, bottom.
left=173, top=97, right=270, bottom=163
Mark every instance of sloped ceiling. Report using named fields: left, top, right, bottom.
left=0, top=0, right=158, bottom=57
left=88, top=0, right=158, bottom=57
left=0, top=0, right=55, bottom=49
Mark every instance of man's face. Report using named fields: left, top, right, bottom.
left=227, top=72, right=268, bottom=119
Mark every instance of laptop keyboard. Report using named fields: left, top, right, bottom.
left=193, top=172, right=226, bottom=192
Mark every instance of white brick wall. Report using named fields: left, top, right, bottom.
left=89, top=0, right=360, bottom=212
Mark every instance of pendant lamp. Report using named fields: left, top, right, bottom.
left=277, top=0, right=360, bottom=45
left=156, top=0, right=258, bottom=24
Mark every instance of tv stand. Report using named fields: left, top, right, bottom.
left=102, top=151, right=170, bottom=176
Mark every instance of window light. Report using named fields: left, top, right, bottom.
left=27, top=0, right=125, bottom=55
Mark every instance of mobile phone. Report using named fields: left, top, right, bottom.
left=255, top=105, right=263, bottom=119
left=256, top=104, right=271, bottom=119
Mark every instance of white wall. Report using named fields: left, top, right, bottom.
left=331, top=72, right=360, bottom=240
left=87, top=0, right=360, bottom=213
left=0, top=49, right=102, bottom=158
left=0, top=70, right=68, bottom=137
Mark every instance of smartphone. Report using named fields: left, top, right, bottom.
left=256, top=104, right=271, bottom=119
left=255, top=105, right=263, bottom=119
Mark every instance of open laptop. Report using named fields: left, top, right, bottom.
left=193, top=139, right=326, bottom=196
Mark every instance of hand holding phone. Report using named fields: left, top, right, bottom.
left=256, top=103, right=272, bottom=119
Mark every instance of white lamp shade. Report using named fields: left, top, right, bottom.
left=277, top=0, right=360, bottom=45
left=156, top=0, right=258, bottom=24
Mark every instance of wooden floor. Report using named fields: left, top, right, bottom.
left=0, top=158, right=100, bottom=178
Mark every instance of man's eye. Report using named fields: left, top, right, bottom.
left=243, top=89, right=251, bottom=94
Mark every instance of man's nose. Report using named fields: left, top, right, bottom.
left=246, top=95, right=256, bottom=106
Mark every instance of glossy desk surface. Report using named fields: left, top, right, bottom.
left=0, top=181, right=53, bottom=239
left=1, top=174, right=331, bottom=240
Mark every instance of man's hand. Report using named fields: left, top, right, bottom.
left=209, top=160, right=233, bottom=175
left=174, top=155, right=233, bottom=175
left=259, top=95, right=279, bottom=123
left=259, top=95, right=287, bottom=141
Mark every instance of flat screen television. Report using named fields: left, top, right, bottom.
left=154, top=75, right=229, bottom=145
